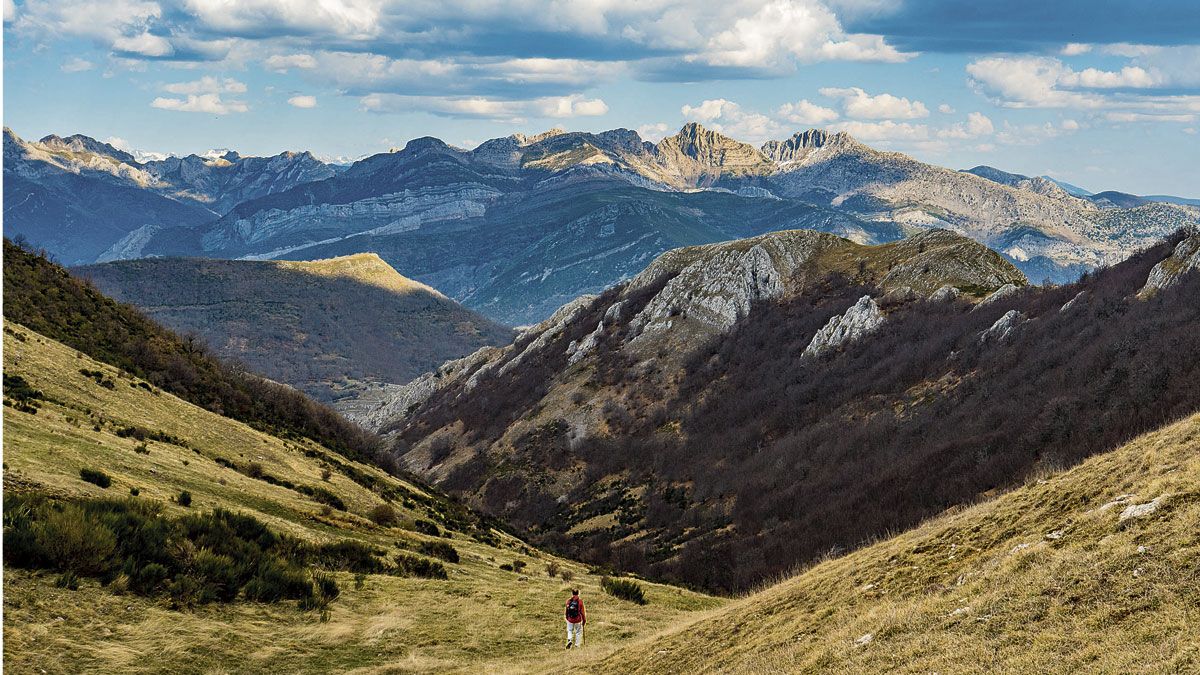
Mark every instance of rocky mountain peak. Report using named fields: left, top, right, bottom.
left=38, top=133, right=137, bottom=164
left=653, top=122, right=774, bottom=184
left=761, top=129, right=859, bottom=164
left=514, top=128, right=567, bottom=146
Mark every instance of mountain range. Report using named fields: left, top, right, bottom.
left=6, top=124, right=1197, bottom=325
left=74, top=253, right=512, bottom=403
left=374, top=226, right=1200, bottom=591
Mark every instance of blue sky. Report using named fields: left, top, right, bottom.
left=3, top=0, right=1198, bottom=195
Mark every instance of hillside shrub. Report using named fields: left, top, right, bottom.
left=601, top=576, right=647, bottom=605
left=418, top=540, right=459, bottom=564
left=395, top=553, right=448, bottom=579
left=1, top=493, right=386, bottom=611
left=177, top=491, right=192, bottom=507
left=412, top=519, right=440, bottom=537
left=545, top=561, right=561, bottom=577
left=79, top=468, right=112, bottom=489
left=369, top=504, right=399, bottom=527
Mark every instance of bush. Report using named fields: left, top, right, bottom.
left=560, top=569, right=575, bottom=583
left=177, top=491, right=192, bottom=507
left=309, top=540, right=389, bottom=574
left=418, top=540, right=459, bottom=564
left=395, top=553, right=448, bottom=579
left=129, top=487, right=140, bottom=496
left=412, top=519, right=440, bottom=537
left=321, top=468, right=332, bottom=482
left=546, top=561, right=561, bottom=577
left=55, top=571, right=81, bottom=590
left=601, top=576, right=647, bottom=605
left=512, top=560, right=527, bottom=572
left=79, top=468, right=112, bottom=489
left=369, top=504, right=399, bottom=527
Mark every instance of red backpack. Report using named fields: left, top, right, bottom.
left=566, top=597, right=582, bottom=621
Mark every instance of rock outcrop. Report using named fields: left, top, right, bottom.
left=1140, top=231, right=1200, bottom=296
left=803, top=295, right=885, bottom=357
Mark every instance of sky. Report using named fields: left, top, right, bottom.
left=3, top=0, right=1198, bottom=196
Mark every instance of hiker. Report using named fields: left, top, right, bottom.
left=565, top=589, right=586, bottom=649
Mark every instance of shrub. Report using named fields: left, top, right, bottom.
left=601, top=576, right=647, bottom=605
left=499, top=563, right=514, bottom=572
left=37, top=503, right=117, bottom=575
left=412, top=520, right=440, bottom=537
left=321, top=468, right=332, bottom=482
left=309, top=540, right=389, bottom=574
left=55, top=571, right=81, bottom=590
left=177, top=491, right=192, bottom=507
left=369, top=504, right=399, bottom=527
left=129, top=487, right=140, bottom=496
left=79, top=468, right=112, bottom=489
left=243, top=560, right=312, bottom=603
left=418, top=540, right=459, bottom=564
left=395, top=553, right=448, bottom=580
left=512, top=560, right=527, bottom=572
left=560, top=570, right=575, bottom=583
left=546, top=561, right=561, bottom=577
left=134, top=443, right=150, bottom=455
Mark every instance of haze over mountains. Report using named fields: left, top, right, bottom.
left=6, top=124, right=1197, bottom=326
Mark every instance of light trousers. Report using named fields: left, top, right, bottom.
left=566, top=621, right=584, bottom=647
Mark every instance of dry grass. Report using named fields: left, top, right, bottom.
left=2, top=323, right=722, bottom=674
left=574, top=412, right=1200, bottom=674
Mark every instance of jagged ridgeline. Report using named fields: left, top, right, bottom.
left=2, top=239, right=376, bottom=462
left=384, top=228, right=1200, bottom=593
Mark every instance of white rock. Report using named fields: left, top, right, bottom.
left=978, top=309, right=1024, bottom=343
left=803, top=296, right=885, bottom=358
left=1140, top=232, right=1200, bottom=296
left=854, top=633, right=874, bottom=647
left=1119, top=495, right=1170, bottom=522
left=975, top=283, right=1019, bottom=308
left=930, top=285, right=960, bottom=302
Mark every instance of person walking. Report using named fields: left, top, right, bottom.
left=565, top=589, right=586, bottom=649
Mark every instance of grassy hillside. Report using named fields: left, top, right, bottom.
left=3, top=239, right=376, bottom=462
left=579, top=411, right=1200, bottom=673
left=75, top=253, right=513, bottom=402
left=2, top=324, right=721, bottom=673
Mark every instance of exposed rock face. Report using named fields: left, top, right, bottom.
left=980, top=310, right=1025, bottom=343
left=930, top=285, right=960, bottom=302
left=761, top=129, right=861, bottom=165
left=1140, top=231, right=1200, bottom=296
left=977, top=283, right=1020, bottom=308
left=630, top=244, right=785, bottom=336
left=652, top=122, right=775, bottom=185
left=803, top=295, right=885, bottom=357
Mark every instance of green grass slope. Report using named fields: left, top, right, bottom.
left=577, top=412, right=1200, bottom=673
left=2, top=325, right=720, bottom=673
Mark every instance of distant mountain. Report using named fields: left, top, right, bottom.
left=12, top=124, right=1199, bottom=322
left=1042, top=176, right=1093, bottom=197
left=74, top=253, right=513, bottom=403
left=1142, top=194, right=1200, bottom=207
left=3, top=128, right=337, bottom=264
left=377, top=227, right=1200, bottom=592
left=3, top=128, right=216, bottom=265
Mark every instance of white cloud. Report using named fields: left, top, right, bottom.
left=637, top=122, right=671, bottom=142
left=937, top=103, right=955, bottom=114
left=993, top=119, right=1082, bottom=146
left=1105, top=112, right=1195, bottom=123
left=537, top=94, right=609, bottom=118
left=61, top=57, right=95, bottom=73
left=829, top=119, right=929, bottom=141
left=287, top=94, right=317, bottom=108
left=152, top=94, right=249, bottom=114
left=937, top=112, right=994, bottom=139
left=3, top=0, right=15, bottom=22
left=265, top=53, right=318, bottom=72
left=113, top=30, right=173, bottom=57
left=361, top=93, right=609, bottom=121
left=1062, top=66, right=1162, bottom=89
left=1061, top=43, right=1092, bottom=56
left=1184, top=128, right=1197, bottom=135
left=680, top=98, right=783, bottom=142
left=967, top=57, right=1109, bottom=108
left=164, top=76, right=247, bottom=95
left=776, top=99, right=839, bottom=125
left=819, top=86, right=929, bottom=119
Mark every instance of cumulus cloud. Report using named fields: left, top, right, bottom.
left=776, top=99, right=839, bottom=125
left=829, top=119, right=929, bottom=141
left=637, top=122, right=672, bottom=142
left=287, top=94, right=317, bottom=108
left=151, top=76, right=249, bottom=113
left=993, top=119, right=1082, bottom=146
left=1061, top=43, right=1092, bottom=56
left=151, top=93, right=249, bottom=114
left=61, top=57, right=95, bottom=73
left=937, top=112, right=994, bottom=138
left=265, top=53, right=318, bottom=72
left=820, top=86, right=928, bottom=119
left=680, top=98, right=784, bottom=142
